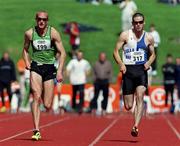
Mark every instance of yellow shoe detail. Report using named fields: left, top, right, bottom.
left=32, top=131, right=41, bottom=141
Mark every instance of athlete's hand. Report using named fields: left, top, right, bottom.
left=56, top=70, right=63, bottom=83
left=25, top=62, right=31, bottom=70
left=120, top=63, right=126, bottom=74
left=144, top=62, right=150, bottom=70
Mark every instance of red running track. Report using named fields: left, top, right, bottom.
left=0, top=112, right=180, bottom=146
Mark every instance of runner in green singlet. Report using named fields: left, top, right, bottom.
left=22, top=11, right=66, bottom=141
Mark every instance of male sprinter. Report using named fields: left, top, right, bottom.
left=23, top=11, right=66, bottom=140
left=113, top=12, right=155, bottom=137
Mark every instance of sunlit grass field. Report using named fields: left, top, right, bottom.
left=0, top=0, right=180, bottom=83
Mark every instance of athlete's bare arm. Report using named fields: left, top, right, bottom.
left=113, top=31, right=128, bottom=74
left=144, top=34, right=156, bottom=70
left=22, top=29, right=33, bottom=70
left=51, top=27, right=66, bottom=82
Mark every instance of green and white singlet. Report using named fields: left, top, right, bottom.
left=31, top=26, right=56, bottom=64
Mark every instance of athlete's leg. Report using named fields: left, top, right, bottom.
left=134, top=85, right=146, bottom=128
left=43, top=79, right=54, bottom=109
left=30, top=71, right=42, bottom=131
left=122, top=74, right=135, bottom=111
left=123, top=94, right=134, bottom=111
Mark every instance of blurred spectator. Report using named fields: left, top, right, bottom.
left=0, top=52, right=16, bottom=112
left=90, top=52, right=113, bottom=115
left=91, top=0, right=100, bottom=5
left=91, top=0, right=112, bottom=5
left=119, top=0, right=137, bottom=31
left=149, top=24, right=161, bottom=76
left=19, top=69, right=31, bottom=112
left=66, top=50, right=91, bottom=114
left=146, top=66, right=153, bottom=95
left=53, top=53, right=65, bottom=114
left=10, top=81, right=20, bottom=113
left=169, top=0, right=177, bottom=5
left=112, top=0, right=124, bottom=4
left=64, top=22, right=80, bottom=58
left=116, top=72, right=123, bottom=111
left=80, top=0, right=113, bottom=4
left=175, top=57, right=180, bottom=99
left=17, top=58, right=26, bottom=106
left=78, top=0, right=90, bottom=3
left=103, top=0, right=113, bottom=4
left=147, top=66, right=153, bottom=87
left=162, top=54, right=176, bottom=113
left=174, top=57, right=180, bottom=113
left=159, top=0, right=180, bottom=5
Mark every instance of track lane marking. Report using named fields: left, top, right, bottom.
left=163, top=114, right=180, bottom=140
left=0, top=116, right=70, bottom=143
left=88, top=116, right=120, bottom=146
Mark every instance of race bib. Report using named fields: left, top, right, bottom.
left=33, top=39, right=51, bottom=51
left=131, top=51, right=145, bottom=63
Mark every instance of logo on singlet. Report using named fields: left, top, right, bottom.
left=37, top=40, right=46, bottom=44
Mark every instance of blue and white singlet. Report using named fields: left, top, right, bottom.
left=122, top=29, right=148, bottom=65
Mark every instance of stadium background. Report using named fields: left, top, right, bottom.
left=0, top=1, right=180, bottom=146
left=0, top=0, right=180, bottom=83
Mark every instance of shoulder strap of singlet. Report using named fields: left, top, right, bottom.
left=32, top=27, right=36, bottom=41
left=48, top=26, right=51, bottom=40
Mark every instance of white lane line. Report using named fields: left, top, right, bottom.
left=163, top=114, right=180, bottom=140
left=88, top=117, right=119, bottom=146
left=0, top=116, right=70, bottom=143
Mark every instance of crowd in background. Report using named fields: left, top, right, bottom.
left=0, top=0, right=180, bottom=115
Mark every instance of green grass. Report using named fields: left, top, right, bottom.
left=0, top=0, right=180, bottom=83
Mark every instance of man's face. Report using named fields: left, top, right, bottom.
left=176, top=58, right=180, bottom=65
left=77, top=52, right=83, bottom=61
left=150, top=26, right=155, bottom=32
left=132, top=16, right=144, bottom=32
left=99, top=53, right=106, bottom=62
left=3, top=52, right=9, bottom=61
left=167, top=56, right=173, bottom=63
left=36, top=12, right=48, bottom=29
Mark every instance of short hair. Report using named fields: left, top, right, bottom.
left=76, top=50, right=83, bottom=56
left=99, top=52, right=106, bottom=56
left=77, top=50, right=83, bottom=53
left=99, top=51, right=106, bottom=55
left=150, top=23, right=155, bottom=28
left=132, top=12, right=145, bottom=22
left=167, top=54, right=172, bottom=58
left=35, top=11, right=48, bottom=20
